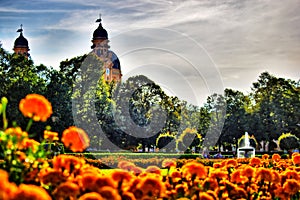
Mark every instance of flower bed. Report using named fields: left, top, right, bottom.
left=1, top=94, right=300, bottom=199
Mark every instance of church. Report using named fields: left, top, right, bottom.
left=13, top=15, right=122, bottom=82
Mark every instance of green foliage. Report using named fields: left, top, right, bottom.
left=278, top=133, right=300, bottom=151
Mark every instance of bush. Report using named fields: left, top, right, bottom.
left=278, top=133, right=299, bottom=151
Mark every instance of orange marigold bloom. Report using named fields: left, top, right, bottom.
left=199, top=192, right=214, bottom=200
left=231, top=169, right=248, bottom=184
left=136, top=176, right=166, bottom=197
left=226, top=159, right=238, bottom=168
left=145, top=165, right=161, bottom=175
left=292, top=154, right=300, bottom=165
left=53, top=182, right=80, bottom=200
left=20, top=138, right=40, bottom=152
left=272, top=153, right=281, bottom=162
left=98, top=186, right=122, bottom=200
left=255, top=168, right=273, bottom=182
left=181, top=161, right=207, bottom=180
left=241, top=166, right=255, bottom=178
left=52, top=154, right=85, bottom=173
left=111, top=169, right=133, bottom=183
left=5, top=127, right=28, bottom=139
left=0, top=170, right=18, bottom=200
left=121, top=192, right=136, bottom=200
left=283, top=179, right=300, bottom=195
left=14, top=184, right=51, bottom=200
left=210, top=169, right=228, bottom=180
left=44, top=130, right=59, bottom=141
left=162, top=159, right=177, bottom=168
left=203, top=178, right=219, bottom=191
left=78, top=192, right=104, bottom=200
left=272, top=170, right=281, bottom=184
left=249, top=157, right=261, bottom=166
left=19, top=94, right=52, bottom=122
left=262, top=154, right=269, bottom=159
left=62, top=126, right=90, bottom=152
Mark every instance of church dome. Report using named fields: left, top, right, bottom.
left=93, top=23, right=108, bottom=40
left=111, top=51, right=121, bottom=70
left=14, top=33, right=29, bottom=48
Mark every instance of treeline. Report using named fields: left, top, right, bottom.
left=0, top=47, right=299, bottom=152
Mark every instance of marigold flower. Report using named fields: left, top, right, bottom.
left=292, top=154, right=300, bottom=165
left=255, top=168, right=273, bottom=182
left=5, top=127, right=28, bottom=139
left=145, top=165, right=161, bottom=175
left=39, top=168, right=67, bottom=186
left=249, top=157, right=261, bottom=166
left=262, top=154, right=269, bottom=159
left=241, top=166, right=255, bottom=178
left=272, top=170, right=281, bottom=184
left=20, top=138, right=40, bottom=152
left=78, top=192, right=104, bottom=200
left=98, top=186, right=122, bottom=200
left=226, top=159, right=238, bottom=168
left=53, top=182, right=80, bottom=200
left=181, top=161, right=207, bottom=180
left=199, top=192, right=214, bottom=200
left=203, top=178, right=218, bottom=191
left=0, top=170, right=18, bottom=200
left=162, top=159, right=177, bottom=168
left=52, top=154, right=85, bottom=173
left=209, top=169, right=228, bottom=180
left=111, top=169, right=134, bottom=184
left=272, top=153, right=281, bottom=162
left=231, top=169, right=248, bottom=184
left=282, top=170, right=299, bottom=181
left=62, top=126, right=90, bottom=152
left=136, top=176, right=166, bottom=197
left=14, top=184, right=51, bottom=200
left=283, top=179, right=300, bottom=195
left=19, top=94, right=52, bottom=122
left=121, top=192, right=136, bottom=200
left=44, top=130, right=59, bottom=141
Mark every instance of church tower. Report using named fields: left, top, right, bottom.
left=91, top=15, right=122, bottom=82
left=13, top=24, right=30, bottom=58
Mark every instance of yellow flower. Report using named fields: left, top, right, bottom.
left=19, top=94, right=52, bottom=122
left=62, top=126, right=90, bottom=152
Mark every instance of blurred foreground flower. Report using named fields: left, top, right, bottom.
left=19, top=94, right=52, bottom=122
left=62, top=126, right=90, bottom=152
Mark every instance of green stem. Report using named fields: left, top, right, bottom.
left=26, top=118, right=33, bottom=132
left=2, top=104, right=7, bottom=130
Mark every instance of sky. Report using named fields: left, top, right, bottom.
left=0, top=0, right=299, bottom=106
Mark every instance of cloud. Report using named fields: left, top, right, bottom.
left=1, top=0, right=299, bottom=105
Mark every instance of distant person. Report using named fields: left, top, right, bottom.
left=214, top=151, right=223, bottom=159
left=202, top=147, right=210, bottom=158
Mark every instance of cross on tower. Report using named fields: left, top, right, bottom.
left=96, top=13, right=102, bottom=23
left=17, top=24, right=23, bottom=33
